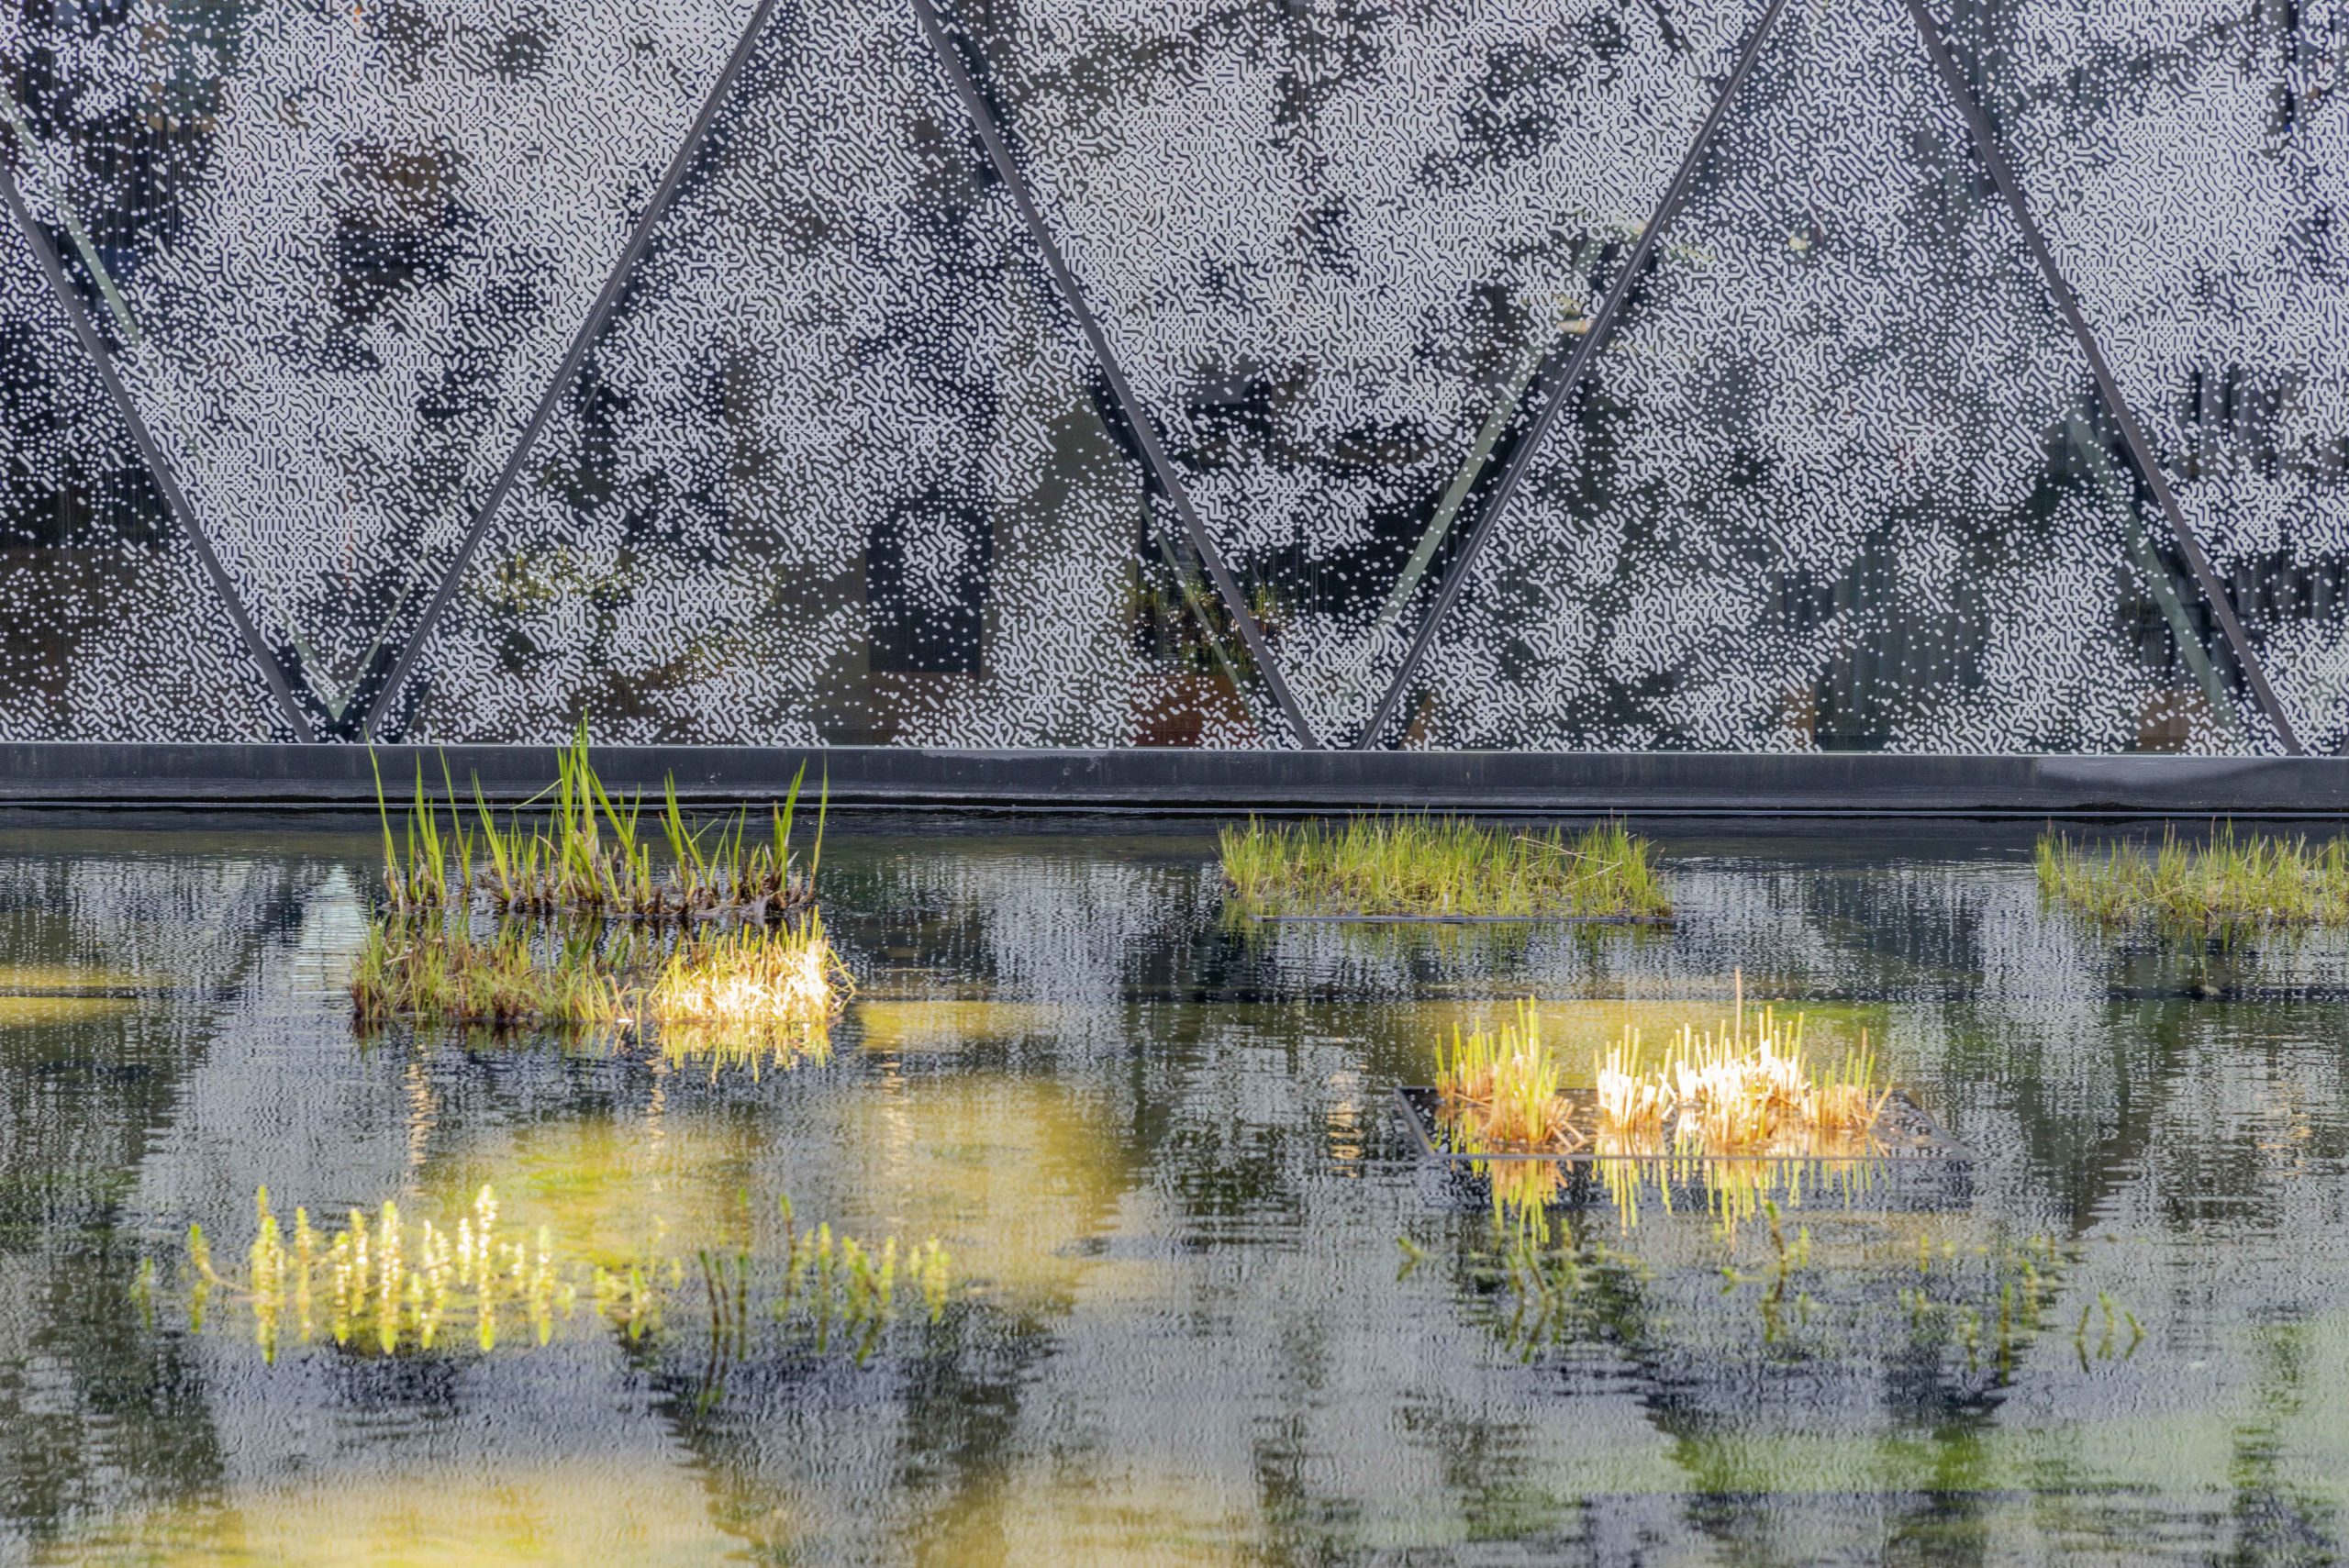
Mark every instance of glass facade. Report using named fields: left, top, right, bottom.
left=1, top=0, right=2342, bottom=753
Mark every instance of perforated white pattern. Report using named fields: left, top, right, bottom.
left=0, top=0, right=2340, bottom=753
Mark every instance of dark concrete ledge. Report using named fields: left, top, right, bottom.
left=4, top=743, right=2349, bottom=816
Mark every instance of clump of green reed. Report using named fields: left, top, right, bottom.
left=350, top=917, right=848, bottom=1065
left=374, top=725, right=823, bottom=925
left=180, top=1186, right=952, bottom=1365
left=1435, top=1000, right=1578, bottom=1153
left=2036, top=823, right=2349, bottom=928
left=1219, top=814, right=1669, bottom=919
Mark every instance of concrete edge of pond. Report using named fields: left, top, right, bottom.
left=5, top=743, right=2349, bottom=817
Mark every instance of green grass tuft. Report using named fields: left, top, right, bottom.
left=2035, top=823, right=2349, bottom=927
left=373, top=724, right=823, bottom=924
left=1219, top=815, right=1670, bottom=919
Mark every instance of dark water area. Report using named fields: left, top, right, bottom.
left=3, top=813, right=2347, bottom=1565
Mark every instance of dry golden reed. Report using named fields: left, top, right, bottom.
left=1436, top=1001, right=1580, bottom=1153
left=1433, top=984, right=1896, bottom=1230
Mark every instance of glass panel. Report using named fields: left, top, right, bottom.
left=2, top=0, right=750, bottom=729
left=395, top=0, right=1276, bottom=748
left=0, top=203, right=282, bottom=740
left=1942, top=1, right=2349, bottom=753
left=1406, top=0, right=2250, bottom=753
left=955, top=0, right=1770, bottom=744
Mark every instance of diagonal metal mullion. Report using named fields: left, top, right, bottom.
left=362, top=0, right=790, bottom=740
left=0, top=159, right=317, bottom=740
left=1353, top=0, right=1795, bottom=749
left=912, top=0, right=1323, bottom=749
left=1901, top=0, right=2303, bottom=754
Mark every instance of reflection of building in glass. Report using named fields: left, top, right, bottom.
left=1, top=1, right=2343, bottom=755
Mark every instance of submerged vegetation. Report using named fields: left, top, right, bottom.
left=174, top=1186, right=951, bottom=1365
left=1219, top=815, right=1670, bottom=919
left=377, top=728, right=822, bottom=925
left=2036, top=823, right=2349, bottom=927
left=1451, top=1211, right=2141, bottom=1373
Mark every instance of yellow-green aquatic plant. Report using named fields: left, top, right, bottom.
left=374, top=726, right=825, bottom=924
left=2036, top=823, right=2349, bottom=927
left=180, top=1187, right=952, bottom=1363
left=1219, top=815, right=1669, bottom=919
left=1435, top=1000, right=1579, bottom=1152
left=647, top=913, right=852, bottom=1034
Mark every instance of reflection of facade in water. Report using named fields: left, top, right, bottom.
left=1, top=1, right=2343, bottom=755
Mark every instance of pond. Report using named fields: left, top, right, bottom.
left=2, top=813, right=2345, bottom=1565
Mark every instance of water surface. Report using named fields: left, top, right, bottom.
left=3, top=815, right=2344, bottom=1565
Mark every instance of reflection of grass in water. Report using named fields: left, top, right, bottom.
left=1593, top=1150, right=1881, bottom=1236
left=1219, top=815, right=1669, bottom=918
left=0, top=963, right=158, bottom=992
left=350, top=914, right=848, bottom=1071
left=172, top=1185, right=950, bottom=1365
left=853, top=1000, right=1082, bottom=1054
left=2038, top=824, right=2349, bottom=928
left=1456, top=1207, right=2142, bottom=1379
left=0, top=995, right=139, bottom=1026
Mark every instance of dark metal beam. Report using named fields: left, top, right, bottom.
left=1353, top=0, right=1794, bottom=748
left=0, top=157, right=317, bottom=740
left=7, top=740, right=2349, bottom=817
left=911, top=0, right=1323, bottom=749
left=1901, top=0, right=2304, bottom=754
left=362, top=0, right=790, bottom=740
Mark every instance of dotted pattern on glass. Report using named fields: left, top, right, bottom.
left=1940, top=0, right=2349, bottom=753
left=0, top=0, right=2333, bottom=754
left=957, top=0, right=1772, bottom=744
left=393, top=0, right=1278, bottom=749
left=1408, top=0, right=2256, bottom=754
left=4, top=0, right=747, bottom=731
left=0, top=199, right=284, bottom=741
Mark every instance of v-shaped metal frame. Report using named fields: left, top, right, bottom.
left=0, top=0, right=2308, bottom=757
left=1352, top=0, right=2305, bottom=753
